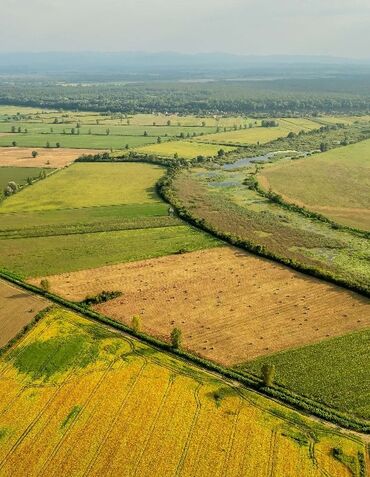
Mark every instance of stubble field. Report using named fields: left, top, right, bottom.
left=0, top=280, right=48, bottom=347
left=0, top=147, right=102, bottom=168
left=31, top=247, right=370, bottom=366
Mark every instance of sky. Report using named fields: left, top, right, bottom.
left=1, top=0, right=370, bottom=58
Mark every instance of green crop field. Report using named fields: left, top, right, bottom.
left=135, top=140, right=236, bottom=159
left=0, top=133, right=161, bottom=150
left=238, top=329, right=370, bottom=420
left=0, top=162, right=220, bottom=277
left=0, top=163, right=165, bottom=212
left=259, top=139, right=370, bottom=230
left=1, top=225, right=219, bottom=277
left=0, top=166, right=51, bottom=190
left=194, top=118, right=321, bottom=146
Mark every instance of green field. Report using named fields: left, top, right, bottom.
left=259, top=139, right=370, bottom=230
left=0, top=122, right=217, bottom=137
left=237, top=329, right=370, bottom=420
left=0, top=133, right=161, bottom=150
left=135, top=140, right=236, bottom=159
left=0, top=163, right=165, bottom=212
left=194, top=118, right=321, bottom=146
left=1, top=225, right=219, bottom=277
left=0, top=166, right=51, bottom=190
left=0, top=162, right=219, bottom=277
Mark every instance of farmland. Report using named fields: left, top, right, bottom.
left=31, top=247, right=370, bottom=368
left=0, top=279, right=48, bottom=347
left=168, top=169, right=370, bottom=293
left=0, top=166, right=51, bottom=190
left=0, top=147, right=103, bottom=168
left=0, top=162, right=167, bottom=212
left=0, top=306, right=366, bottom=477
left=193, top=118, right=322, bottom=146
left=258, top=140, right=370, bottom=230
left=239, top=329, right=370, bottom=420
left=134, top=141, right=236, bottom=159
left=0, top=162, right=219, bottom=277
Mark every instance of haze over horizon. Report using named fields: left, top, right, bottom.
left=1, top=0, right=370, bottom=59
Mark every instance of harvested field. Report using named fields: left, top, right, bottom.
left=0, top=307, right=366, bottom=477
left=34, top=247, right=370, bottom=366
left=0, top=279, right=48, bottom=347
left=0, top=147, right=102, bottom=168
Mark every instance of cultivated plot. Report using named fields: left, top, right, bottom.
left=0, top=307, right=365, bottom=477
left=239, top=328, right=370, bottom=420
left=0, top=279, right=48, bottom=347
left=0, top=147, right=102, bottom=168
left=193, top=118, right=321, bottom=146
left=33, top=247, right=370, bottom=366
left=0, top=162, right=165, bottom=212
left=134, top=141, right=236, bottom=159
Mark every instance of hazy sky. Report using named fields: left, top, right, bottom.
left=1, top=0, right=370, bottom=58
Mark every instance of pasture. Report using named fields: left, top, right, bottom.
left=0, top=280, right=48, bottom=347
left=134, top=141, right=236, bottom=159
left=32, top=247, right=370, bottom=368
left=0, top=147, right=102, bottom=168
left=0, top=306, right=366, bottom=477
left=258, top=139, right=370, bottom=230
left=239, top=328, right=370, bottom=420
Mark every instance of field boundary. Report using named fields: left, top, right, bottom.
left=0, top=269, right=369, bottom=434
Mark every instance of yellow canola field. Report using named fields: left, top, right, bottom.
left=0, top=307, right=366, bottom=477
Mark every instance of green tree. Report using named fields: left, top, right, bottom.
left=40, top=279, right=50, bottom=293
left=143, top=131, right=148, bottom=137
left=170, top=328, right=182, bottom=349
left=56, top=142, right=60, bottom=148
left=12, top=141, right=16, bottom=147
left=157, top=136, right=162, bottom=144
left=262, top=364, right=275, bottom=387
left=31, top=150, right=38, bottom=158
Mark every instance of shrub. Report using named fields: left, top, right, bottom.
left=171, top=328, right=182, bottom=349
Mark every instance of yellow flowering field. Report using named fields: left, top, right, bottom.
left=0, top=307, right=366, bottom=477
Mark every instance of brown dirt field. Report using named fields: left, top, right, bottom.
left=0, top=279, right=49, bottom=347
left=31, top=247, right=370, bottom=366
left=0, top=147, right=104, bottom=168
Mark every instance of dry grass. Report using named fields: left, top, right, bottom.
left=33, top=247, right=370, bottom=366
left=0, top=147, right=104, bottom=168
left=0, top=279, right=48, bottom=347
